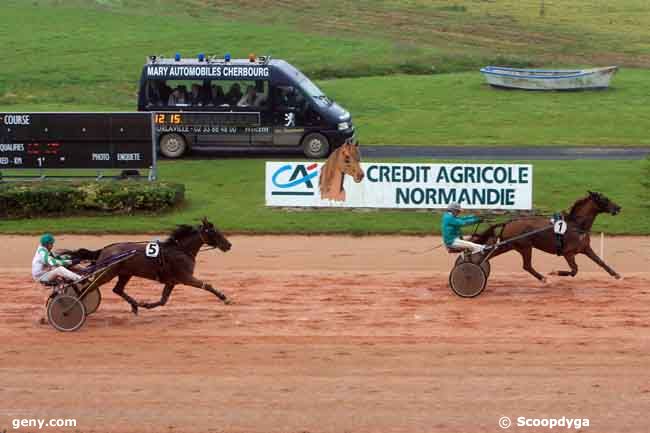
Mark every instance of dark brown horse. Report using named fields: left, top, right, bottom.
left=65, top=218, right=231, bottom=314
left=471, top=191, right=621, bottom=282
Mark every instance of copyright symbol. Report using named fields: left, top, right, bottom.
left=499, top=416, right=511, bottom=429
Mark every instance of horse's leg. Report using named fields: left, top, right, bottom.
left=551, top=254, right=578, bottom=277
left=112, top=275, right=139, bottom=315
left=181, top=275, right=230, bottom=304
left=139, top=283, right=175, bottom=309
left=518, top=246, right=546, bottom=282
left=583, top=245, right=621, bottom=279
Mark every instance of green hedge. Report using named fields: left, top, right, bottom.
left=0, top=181, right=184, bottom=218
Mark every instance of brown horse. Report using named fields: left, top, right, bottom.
left=471, top=191, right=621, bottom=282
left=65, top=218, right=231, bottom=314
left=319, top=141, right=364, bottom=201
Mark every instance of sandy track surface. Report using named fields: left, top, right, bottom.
left=1, top=235, right=649, bottom=433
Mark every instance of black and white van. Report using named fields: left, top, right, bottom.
left=137, top=54, right=356, bottom=158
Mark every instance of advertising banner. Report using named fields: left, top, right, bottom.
left=266, top=162, right=533, bottom=210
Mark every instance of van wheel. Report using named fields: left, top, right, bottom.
left=302, top=133, right=330, bottom=159
left=159, top=133, right=187, bottom=158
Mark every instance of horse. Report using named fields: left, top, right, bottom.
left=64, top=218, right=231, bottom=314
left=470, top=191, right=622, bottom=282
left=319, top=140, right=364, bottom=201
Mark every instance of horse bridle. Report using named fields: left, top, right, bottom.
left=198, top=228, right=218, bottom=252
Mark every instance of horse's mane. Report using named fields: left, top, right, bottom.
left=164, top=224, right=196, bottom=245
left=319, top=147, right=343, bottom=198
left=568, top=196, right=591, bottom=221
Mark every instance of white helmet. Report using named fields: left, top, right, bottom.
left=447, top=202, right=461, bottom=212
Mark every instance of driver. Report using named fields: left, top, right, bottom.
left=32, top=233, right=82, bottom=286
left=441, top=203, right=486, bottom=253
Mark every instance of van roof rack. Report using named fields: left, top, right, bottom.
left=146, top=55, right=271, bottom=65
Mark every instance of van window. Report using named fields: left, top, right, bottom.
left=279, top=61, right=330, bottom=103
left=230, top=80, right=269, bottom=109
left=274, top=85, right=307, bottom=113
left=144, top=80, right=269, bottom=110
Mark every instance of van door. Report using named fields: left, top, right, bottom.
left=271, top=85, right=307, bottom=146
left=249, top=81, right=273, bottom=146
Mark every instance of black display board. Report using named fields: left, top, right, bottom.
left=0, top=113, right=152, bottom=170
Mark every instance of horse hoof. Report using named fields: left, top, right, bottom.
left=549, top=271, right=558, bottom=276
left=615, top=274, right=623, bottom=280
left=223, top=298, right=232, bottom=305
left=131, top=305, right=139, bottom=315
left=541, top=277, right=548, bottom=284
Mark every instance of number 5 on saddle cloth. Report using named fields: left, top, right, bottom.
left=145, top=241, right=167, bottom=281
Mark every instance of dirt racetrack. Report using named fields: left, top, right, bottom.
left=1, top=234, right=649, bottom=433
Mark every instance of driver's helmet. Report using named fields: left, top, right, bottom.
left=447, top=202, right=461, bottom=212
left=40, top=233, right=55, bottom=246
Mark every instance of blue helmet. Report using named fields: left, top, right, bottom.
left=40, top=233, right=55, bottom=246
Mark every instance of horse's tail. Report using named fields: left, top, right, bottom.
left=60, top=248, right=103, bottom=264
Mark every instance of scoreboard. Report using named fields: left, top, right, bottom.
left=0, top=113, right=152, bottom=169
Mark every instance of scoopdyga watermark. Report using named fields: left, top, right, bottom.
left=499, top=416, right=590, bottom=429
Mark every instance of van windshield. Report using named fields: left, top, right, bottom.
left=301, top=79, right=332, bottom=105
left=287, top=65, right=331, bottom=104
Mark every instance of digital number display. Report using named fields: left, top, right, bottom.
left=153, top=112, right=260, bottom=128
left=0, top=113, right=152, bottom=169
left=154, top=113, right=182, bottom=124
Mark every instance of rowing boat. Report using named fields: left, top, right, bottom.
left=479, top=66, right=618, bottom=90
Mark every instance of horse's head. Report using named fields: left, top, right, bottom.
left=339, top=141, right=364, bottom=183
left=200, top=217, right=232, bottom=252
left=587, top=191, right=621, bottom=216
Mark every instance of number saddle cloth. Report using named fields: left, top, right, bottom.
left=145, top=241, right=168, bottom=281
left=550, top=213, right=567, bottom=256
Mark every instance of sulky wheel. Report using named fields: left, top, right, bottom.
left=455, top=253, right=491, bottom=278
left=449, top=262, right=487, bottom=298
left=47, top=294, right=86, bottom=332
left=81, top=289, right=101, bottom=315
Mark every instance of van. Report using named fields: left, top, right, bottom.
left=137, top=54, right=356, bottom=158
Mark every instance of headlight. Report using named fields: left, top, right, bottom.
left=337, top=122, right=349, bottom=130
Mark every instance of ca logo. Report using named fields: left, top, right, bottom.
left=272, top=163, right=318, bottom=189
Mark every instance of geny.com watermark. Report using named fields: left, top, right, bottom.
left=10, top=418, right=77, bottom=430
left=499, top=416, right=590, bottom=429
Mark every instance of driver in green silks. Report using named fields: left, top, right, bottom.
left=32, top=233, right=82, bottom=285
left=441, top=203, right=486, bottom=253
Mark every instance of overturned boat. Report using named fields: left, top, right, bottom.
left=480, top=66, right=618, bottom=90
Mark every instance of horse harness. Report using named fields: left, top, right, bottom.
left=149, top=231, right=217, bottom=280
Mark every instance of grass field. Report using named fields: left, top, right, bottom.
left=2, top=1, right=650, bottom=145
left=34, top=0, right=650, bottom=70
left=320, top=71, right=650, bottom=145
left=1, top=159, right=647, bottom=235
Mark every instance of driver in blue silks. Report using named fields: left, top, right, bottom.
left=441, top=203, right=486, bottom=253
